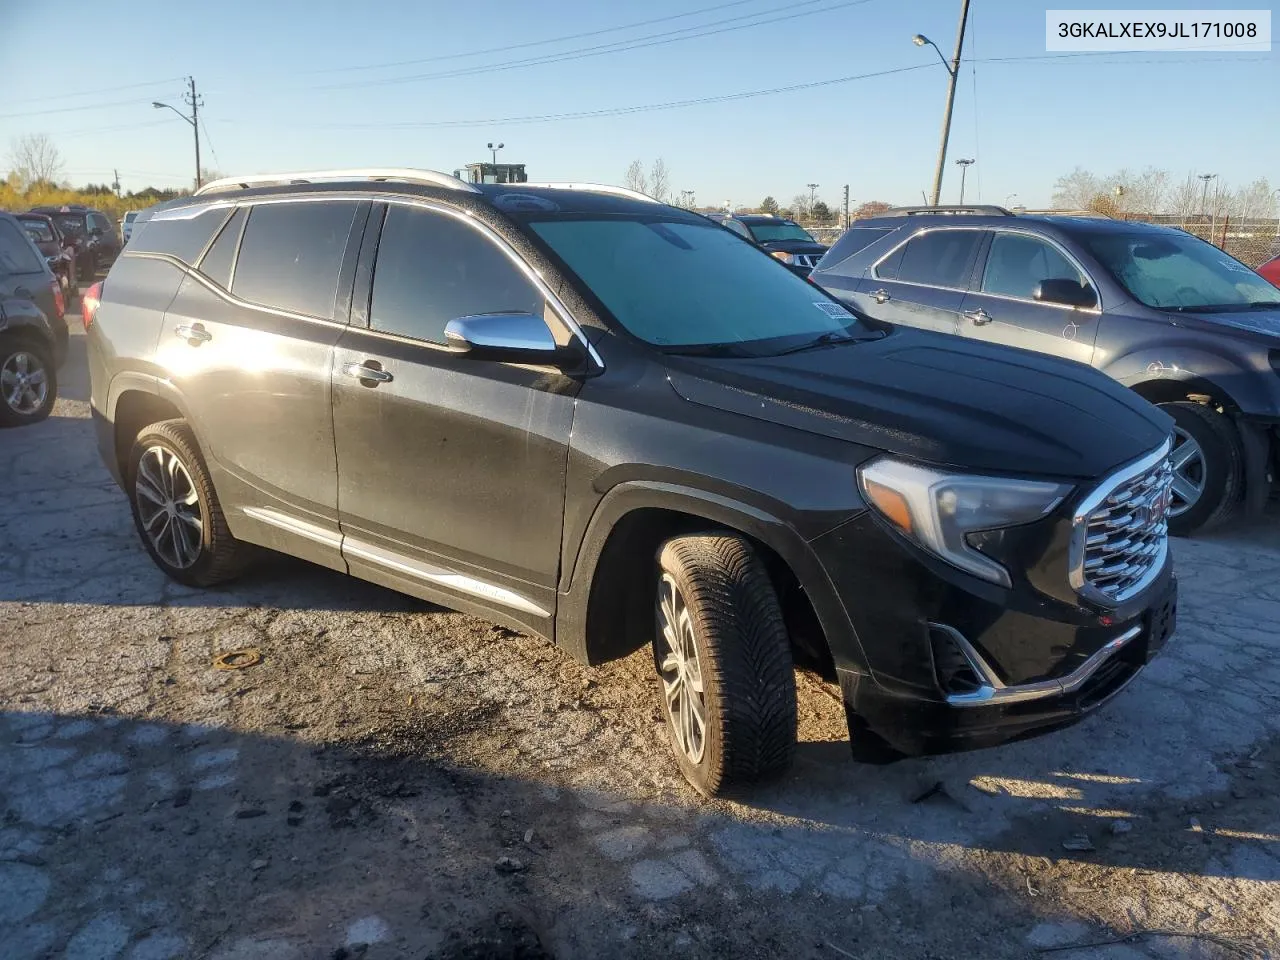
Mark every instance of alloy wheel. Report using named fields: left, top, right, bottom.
left=1, top=350, right=49, bottom=416
left=1169, top=425, right=1206, bottom=518
left=134, top=445, right=204, bottom=568
left=656, top=573, right=708, bottom=763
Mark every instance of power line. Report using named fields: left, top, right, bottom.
left=315, top=0, right=881, bottom=92
left=309, top=0, right=769, bottom=75
left=2, top=77, right=185, bottom=108
left=199, top=116, right=222, bottom=171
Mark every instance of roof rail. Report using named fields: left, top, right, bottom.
left=884, top=204, right=1014, bottom=217
left=192, top=168, right=480, bottom=197
left=521, top=182, right=660, bottom=204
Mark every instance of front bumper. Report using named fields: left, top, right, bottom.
left=808, top=509, right=1177, bottom=758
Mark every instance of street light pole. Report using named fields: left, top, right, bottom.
left=807, top=182, right=819, bottom=216
left=488, top=141, right=504, bottom=165
left=954, top=158, right=974, bottom=204
left=153, top=77, right=202, bottom=190
left=1198, top=173, right=1217, bottom=240
left=914, top=0, right=971, bottom=207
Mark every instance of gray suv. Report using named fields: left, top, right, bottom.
left=811, top=206, right=1280, bottom=535
left=86, top=172, right=1178, bottom=796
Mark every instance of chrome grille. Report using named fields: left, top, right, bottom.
left=795, top=253, right=821, bottom=269
left=1070, top=441, right=1173, bottom=605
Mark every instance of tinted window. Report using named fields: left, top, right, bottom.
left=0, top=219, right=45, bottom=275
left=197, top=207, right=246, bottom=289
left=233, top=201, right=359, bottom=319
left=129, top=206, right=231, bottom=264
left=20, top=219, right=55, bottom=243
left=371, top=206, right=542, bottom=345
left=529, top=218, right=868, bottom=352
left=52, top=214, right=86, bottom=237
left=983, top=233, right=1085, bottom=300
left=886, top=230, right=982, bottom=288
left=819, top=226, right=894, bottom=275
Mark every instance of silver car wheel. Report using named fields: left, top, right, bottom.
left=134, top=445, right=204, bottom=568
left=1169, top=425, right=1206, bottom=518
left=656, top=573, right=708, bottom=764
left=1, top=350, right=49, bottom=416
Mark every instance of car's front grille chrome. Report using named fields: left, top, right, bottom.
left=1070, top=439, right=1173, bottom=606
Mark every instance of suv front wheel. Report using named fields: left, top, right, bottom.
left=128, top=419, right=249, bottom=586
left=1162, top=401, right=1244, bottom=536
left=654, top=534, right=797, bottom=797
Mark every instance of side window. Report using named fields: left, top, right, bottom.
left=232, top=201, right=359, bottom=319
left=196, top=208, right=246, bottom=289
left=982, top=233, right=1086, bottom=300
left=370, top=206, right=543, bottom=345
left=91, top=213, right=112, bottom=234
left=128, top=207, right=231, bottom=265
left=0, top=219, right=45, bottom=275
left=891, top=230, right=983, bottom=288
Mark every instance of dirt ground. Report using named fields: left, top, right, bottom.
left=2, top=329, right=1278, bottom=960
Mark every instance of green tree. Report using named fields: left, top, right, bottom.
left=760, top=196, right=780, bottom=215
left=811, top=200, right=833, bottom=224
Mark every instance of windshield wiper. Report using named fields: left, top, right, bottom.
left=660, top=343, right=757, bottom=358
left=1171, top=301, right=1280, bottom=313
left=773, top=331, right=874, bottom=356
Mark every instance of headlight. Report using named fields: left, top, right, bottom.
left=770, top=251, right=797, bottom=265
left=857, top=457, right=1072, bottom=587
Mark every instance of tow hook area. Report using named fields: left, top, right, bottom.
left=1235, top=417, right=1276, bottom=516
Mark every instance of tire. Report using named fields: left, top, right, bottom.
left=67, top=258, right=79, bottom=303
left=1162, top=401, right=1244, bottom=537
left=654, top=534, right=796, bottom=797
left=0, top=336, right=57, bottom=428
left=127, top=419, right=250, bottom=586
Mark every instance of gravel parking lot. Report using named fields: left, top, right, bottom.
left=2, top=330, right=1279, bottom=960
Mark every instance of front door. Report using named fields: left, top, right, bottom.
left=332, top=203, right=580, bottom=632
left=958, top=230, right=1100, bottom=366
left=853, top=227, right=984, bottom=337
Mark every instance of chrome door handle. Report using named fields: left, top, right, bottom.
left=963, top=308, right=992, bottom=326
left=174, top=323, right=212, bottom=344
left=871, top=288, right=892, bottom=304
left=342, top=361, right=393, bottom=384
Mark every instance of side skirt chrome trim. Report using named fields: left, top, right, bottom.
left=243, top=506, right=551, bottom=619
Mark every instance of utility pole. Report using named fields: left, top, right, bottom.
left=954, top=158, right=974, bottom=204
left=153, top=77, right=202, bottom=190
left=112, top=169, right=121, bottom=197
left=914, top=0, right=971, bottom=206
left=843, top=184, right=850, bottom=228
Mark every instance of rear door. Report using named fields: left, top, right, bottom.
left=958, top=229, right=1100, bottom=365
left=0, top=215, right=60, bottom=337
left=151, top=198, right=367, bottom=571
left=88, top=212, right=121, bottom=265
left=852, top=227, right=983, bottom=336
left=331, top=201, right=580, bottom=632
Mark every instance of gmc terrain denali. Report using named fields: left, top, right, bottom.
left=87, top=170, right=1178, bottom=796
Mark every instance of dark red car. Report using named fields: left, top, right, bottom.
left=16, top=213, right=78, bottom=301
left=1258, top=255, right=1280, bottom=288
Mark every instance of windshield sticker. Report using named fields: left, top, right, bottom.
left=813, top=301, right=854, bottom=320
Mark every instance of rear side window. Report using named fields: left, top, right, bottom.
left=197, top=208, right=246, bottom=290
left=817, top=226, right=894, bottom=275
left=0, top=219, right=45, bottom=275
left=129, top=206, right=231, bottom=264
left=879, top=229, right=982, bottom=288
left=233, top=201, right=359, bottom=319
left=370, top=206, right=542, bottom=345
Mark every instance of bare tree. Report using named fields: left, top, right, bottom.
left=649, top=158, right=670, bottom=204
left=1051, top=167, right=1102, bottom=210
left=791, top=193, right=812, bottom=221
left=624, top=160, right=648, bottom=196
left=853, top=200, right=892, bottom=219
left=8, top=133, right=64, bottom=186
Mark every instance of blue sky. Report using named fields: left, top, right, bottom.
left=2, top=0, right=1275, bottom=208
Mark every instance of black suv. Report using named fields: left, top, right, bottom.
left=29, top=204, right=122, bottom=280
left=709, top=213, right=829, bottom=277
left=811, top=205, right=1280, bottom=535
left=1, top=210, right=66, bottom=426
left=87, top=171, right=1177, bottom=796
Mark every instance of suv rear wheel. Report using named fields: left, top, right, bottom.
left=654, top=534, right=796, bottom=797
left=0, top=337, right=56, bottom=427
left=128, top=419, right=249, bottom=586
left=1162, top=401, right=1243, bottom=536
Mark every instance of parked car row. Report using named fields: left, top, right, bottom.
left=0, top=210, right=69, bottom=427
left=87, top=170, right=1183, bottom=796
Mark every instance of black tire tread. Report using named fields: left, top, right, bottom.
left=1164, top=401, right=1243, bottom=535
left=129, top=419, right=249, bottom=586
left=658, top=534, right=796, bottom=796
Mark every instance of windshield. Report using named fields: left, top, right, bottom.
left=528, top=217, right=866, bottom=354
left=20, top=220, right=55, bottom=243
left=747, top=222, right=816, bottom=244
left=1077, top=229, right=1280, bottom=311
left=52, top=214, right=86, bottom=237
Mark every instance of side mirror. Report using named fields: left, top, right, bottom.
left=444, top=313, right=577, bottom=365
left=1034, top=278, right=1097, bottom=310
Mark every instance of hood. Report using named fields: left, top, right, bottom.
left=664, top=327, right=1172, bottom=479
left=757, top=238, right=828, bottom=255
left=1174, top=306, right=1280, bottom=341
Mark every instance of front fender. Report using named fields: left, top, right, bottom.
left=1102, top=345, right=1279, bottom=417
